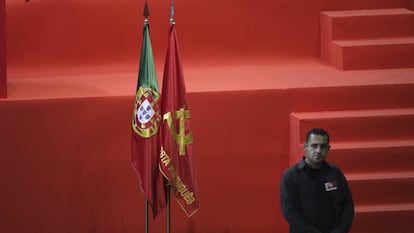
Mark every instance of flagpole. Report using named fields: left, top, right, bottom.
left=166, top=2, right=174, bottom=233
left=143, top=2, right=150, bottom=233
left=166, top=183, right=171, bottom=233
left=145, top=200, right=149, bottom=233
left=166, top=0, right=175, bottom=233
left=170, top=0, right=175, bottom=24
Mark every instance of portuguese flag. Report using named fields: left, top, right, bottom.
left=131, top=19, right=166, bottom=218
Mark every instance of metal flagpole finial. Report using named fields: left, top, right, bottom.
left=143, top=0, right=149, bottom=25
left=170, top=0, right=175, bottom=24
left=144, top=0, right=149, bottom=19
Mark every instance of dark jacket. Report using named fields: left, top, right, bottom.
left=280, top=159, right=354, bottom=233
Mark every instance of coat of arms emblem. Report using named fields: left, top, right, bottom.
left=132, top=87, right=161, bottom=138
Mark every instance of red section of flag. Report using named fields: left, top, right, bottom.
left=159, top=23, right=200, bottom=217
left=131, top=132, right=166, bottom=217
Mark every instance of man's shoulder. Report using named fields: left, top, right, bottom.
left=282, top=161, right=302, bottom=176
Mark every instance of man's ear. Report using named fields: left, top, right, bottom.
left=303, top=142, right=307, bottom=150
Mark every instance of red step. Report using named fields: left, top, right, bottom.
left=321, top=8, right=414, bottom=70
left=333, top=37, right=414, bottom=70
left=291, top=108, right=414, bottom=142
left=289, top=108, right=414, bottom=165
left=321, top=8, right=414, bottom=40
left=328, top=140, right=414, bottom=173
left=352, top=204, right=414, bottom=233
left=347, top=172, right=414, bottom=206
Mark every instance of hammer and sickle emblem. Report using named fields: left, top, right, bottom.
left=163, top=108, right=193, bottom=155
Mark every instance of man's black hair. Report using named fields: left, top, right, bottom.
left=306, top=128, right=330, bottom=144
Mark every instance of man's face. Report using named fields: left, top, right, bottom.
left=304, top=134, right=330, bottom=167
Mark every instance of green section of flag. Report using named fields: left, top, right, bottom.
left=137, top=22, right=159, bottom=93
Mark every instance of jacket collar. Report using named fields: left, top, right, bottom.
left=298, top=156, right=329, bottom=170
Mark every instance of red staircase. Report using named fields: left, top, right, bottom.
left=321, top=8, right=414, bottom=70
left=289, top=108, right=414, bottom=233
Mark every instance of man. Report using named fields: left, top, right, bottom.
left=280, top=128, right=354, bottom=233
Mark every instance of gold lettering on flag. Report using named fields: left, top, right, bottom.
left=163, top=108, right=193, bottom=155
left=160, top=147, right=196, bottom=204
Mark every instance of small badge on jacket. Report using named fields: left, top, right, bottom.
left=325, top=181, right=337, bottom=191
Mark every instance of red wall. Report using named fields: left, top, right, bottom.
left=1, top=83, right=414, bottom=233
left=6, top=0, right=411, bottom=75
left=0, top=91, right=290, bottom=233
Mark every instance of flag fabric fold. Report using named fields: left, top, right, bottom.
left=159, top=23, right=200, bottom=217
left=131, top=20, right=166, bottom=218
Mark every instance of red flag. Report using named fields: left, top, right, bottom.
left=159, top=23, right=200, bottom=217
left=131, top=20, right=166, bottom=218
